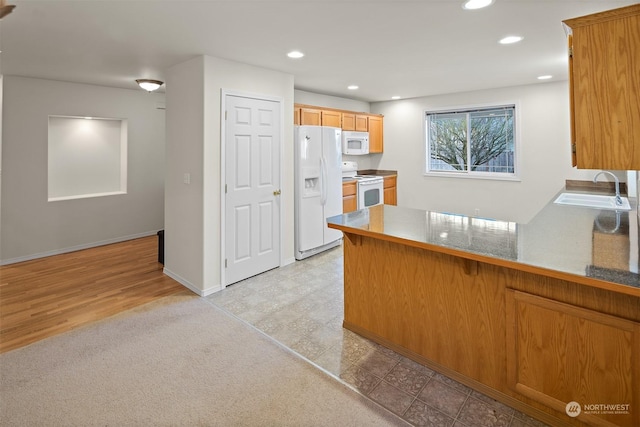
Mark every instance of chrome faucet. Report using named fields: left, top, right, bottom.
left=593, top=170, right=623, bottom=206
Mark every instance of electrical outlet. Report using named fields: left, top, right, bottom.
left=474, top=208, right=480, bottom=216
left=183, top=173, right=191, bottom=184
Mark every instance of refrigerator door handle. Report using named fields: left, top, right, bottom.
left=320, top=157, right=327, bottom=206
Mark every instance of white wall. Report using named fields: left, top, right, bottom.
left=1, top=76, right=166, bottom=264
left=163, top=57, right=206, bottom=290
left=295, top=89, right=370, bottom=113
left=370, top=81, right=608, bottom=223
left=165, top=55, right=294, bottom=295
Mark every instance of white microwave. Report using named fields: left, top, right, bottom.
left=342, top=131, right=369, bottom=155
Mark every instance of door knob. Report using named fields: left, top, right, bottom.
left=273, top=189, right=281, bottom=196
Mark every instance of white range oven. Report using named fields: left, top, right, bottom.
left=356, top=175, right=384, bottom=209
left=342, top=161, right=384, bottom=210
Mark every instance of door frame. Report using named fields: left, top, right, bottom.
left=220, top=89, right=285, bottom=288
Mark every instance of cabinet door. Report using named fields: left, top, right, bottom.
left=564, top=5, right=640, bottom=169
left=383, top=176, right=397, bottom=206
left=300, top=108, right=322, bottom=126
left=343, top=181, right=357, bottom=213
left=567, top=34, right=577, bottom=167
left=355, top=115, right=368, bottom=132
left=321, top=110, right=342, bottom=128
left=294, top=107, right=300, bottom=125
left=342, top=113, right=355, bottom=131
left=343, top=195, right=357, bottom=213
left=368, top=115, right=384, bottom=153
left=506, top=289, right=640, bottom=427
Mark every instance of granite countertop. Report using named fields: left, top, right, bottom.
left=327, top=188, right=639, bottom=295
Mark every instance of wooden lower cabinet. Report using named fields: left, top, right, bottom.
left=342, top=181, right=357, bottom=213
left=506, top=290, right=639, bottom=427
left=383, top=175, right=397, bottom=205
left=341, top=233, right=640, bottom=427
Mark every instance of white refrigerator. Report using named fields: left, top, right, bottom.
left=294, top=126, right=343, bottom=260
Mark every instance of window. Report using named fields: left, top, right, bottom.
left=426, top=105, right=516, bottom=178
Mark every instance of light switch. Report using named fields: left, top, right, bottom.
left=183, top=173, right=191, bottom=184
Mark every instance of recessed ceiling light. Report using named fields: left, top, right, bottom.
left=391, top=96, right=401, bottom=100
left=287, top=51, right=304, bottom=59
left=499, top=36, right=524, bottom=45
left=538, top=75, right=553, bottom=80
left=347, top=85, right=359, bottom=90
left=462, top=0, right=493, bottom=10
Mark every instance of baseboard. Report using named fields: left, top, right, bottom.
left=282, top=256, right=296, bottom=267
left=162, top=267, right=215, bottom=296
left=0, top=231, right=160, bottom=266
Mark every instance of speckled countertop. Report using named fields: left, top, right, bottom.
left=327, top=188, right=639, bottom=295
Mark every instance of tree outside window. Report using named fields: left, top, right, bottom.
left=426, top=105, right=516, bottom=176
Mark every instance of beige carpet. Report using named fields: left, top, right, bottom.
left=0, top=294, right=407, bottom=426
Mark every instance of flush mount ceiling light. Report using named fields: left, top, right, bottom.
left=499, top=36, right=524, bottom=45
left=136, top=79, right=164, bottom=92
left=462, top=0, right=493, bottom=10
left=287, top=51, right=304, bottom=59
left=347, top=85, right=359, bottom=90
left=538, top=75, right=553, bottom=80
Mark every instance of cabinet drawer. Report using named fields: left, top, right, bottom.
left=383, top=175, right=396, bottom=189
left=343, top=181, right=357, bottom=196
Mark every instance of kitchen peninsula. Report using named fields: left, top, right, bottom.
left=327, top=197, right=639, bottom=427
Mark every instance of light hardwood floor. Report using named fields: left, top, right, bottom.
left=0, top=236, right=186, bottom=354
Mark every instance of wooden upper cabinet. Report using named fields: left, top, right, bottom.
left=563, top=4, right=640, bottom=170
left=299, top=107, right=342, bottom=127
left=342, top=113, right=356, bottom=131
left=342, top=113, right=369, bottom=132
left=355, top=115, right=369, bottom=131
left=295, top=104, right=384, bottom=153
left=294, top=107, right=301, bottom=125
left=300, top=108, right=322, bottom=126
left=368, top=115, right=384, bottom=153
left=321, top=110, right=342, bottom=128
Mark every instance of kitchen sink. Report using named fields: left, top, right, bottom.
left=553, top=193, right=631, bottom=211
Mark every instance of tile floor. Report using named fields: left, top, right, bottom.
left=207, top=245, right=550, bottom=427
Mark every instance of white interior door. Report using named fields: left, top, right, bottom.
left=225, top=94, right=281, bottom=285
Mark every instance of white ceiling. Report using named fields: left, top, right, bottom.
left=1, top=0, right=637, bottom=102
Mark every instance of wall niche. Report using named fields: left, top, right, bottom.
left=48, top=115, right=127, bottom=201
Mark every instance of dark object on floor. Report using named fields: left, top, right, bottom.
left=157, top=230, right=164, bottom=264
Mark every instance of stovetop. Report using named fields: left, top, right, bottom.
left=342, top=161, right=383, bottom=182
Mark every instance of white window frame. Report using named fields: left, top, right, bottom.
left=424, top=102, right=520, bottom=181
